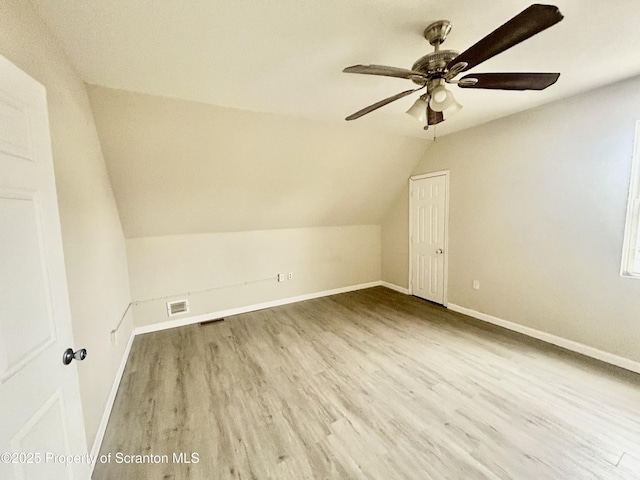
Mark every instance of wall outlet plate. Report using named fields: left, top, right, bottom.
left=287, top=272, right=293, bottom=280
left=277, top=273, right=286, bottom=282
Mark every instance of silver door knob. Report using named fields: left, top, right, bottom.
left=62, top=348, right=87, bottom=365
left=436, top=249, right=443, bottom=254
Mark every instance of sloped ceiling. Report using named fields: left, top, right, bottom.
left=32, top=1, right=640, bottom=238
left=32, top=0, right=640, bottom=138
left=87, top=86, right=427, bottom=238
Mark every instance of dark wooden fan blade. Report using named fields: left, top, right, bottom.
left=458, top=72, right=560, bottom=90
left=343, top=64, right=427, bottom=81
left=447, top=4, right=563, bottom=74
left=345, top=88, right=422, bottom=121
left=427, top=107, right=444, bottom=125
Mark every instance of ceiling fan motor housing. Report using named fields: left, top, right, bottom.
left=411, top=50, right=459, bottom=85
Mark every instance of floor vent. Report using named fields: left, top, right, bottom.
left=200, top=318, right=224, bottom=326
left=167, top=299, right=189, bottom=317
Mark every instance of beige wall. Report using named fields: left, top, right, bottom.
left=381, top=183, right=411, bottom=288
left=0, top=0, right=132, bottom=450
left=382, top=75, right=640, bottom=363
left=88, top=85, right=424, bottom=333
left=87, top=85, right=427, bottom=238
left=127, top=226, right=381, bottom=327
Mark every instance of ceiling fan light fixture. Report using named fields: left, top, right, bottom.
left=444, top=97, right=463, bottom=117
left=433, top=86, right=448, bottom=103
left=406, top=94, right=429, bottom=123
left=429, top=84, right=455, bottom=112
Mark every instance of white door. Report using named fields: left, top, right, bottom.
left=0, top=55, right=89, bottom=479
left=410, top=173, right=448, bottom=304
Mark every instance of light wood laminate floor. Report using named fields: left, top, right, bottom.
left=93, top=287, right=640, bottom=479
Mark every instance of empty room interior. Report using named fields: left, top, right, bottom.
left=3, top=0, right=640, bottom=479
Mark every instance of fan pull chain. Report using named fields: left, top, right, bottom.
left=422, top=124, right=437, bottom=141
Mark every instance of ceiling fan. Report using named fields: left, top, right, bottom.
left=343, top=4, right=564, bottom=129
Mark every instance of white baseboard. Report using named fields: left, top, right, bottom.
left=380, top=281, right=410, bottom=295
left=448, top=303, right=640, bottom=375
left=89, top=329, right=135, bottom=473
left=135, top=281, right=382, bottom=335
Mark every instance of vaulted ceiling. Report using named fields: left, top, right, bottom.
left=30, top=1, right=640, bottom=238
left=87, top=85, right=427, bottom=238
left=32, top=0, right=640, bottom=138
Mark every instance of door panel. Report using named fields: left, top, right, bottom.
left=0, top=90, right=35, bottom=162
left=0, top=54, right=88, bottom=480
left=411, top=174, right=448, bottom=304
left=11, top=391, right=74, bottom=480
left=0, top=191, right=56, bottom=382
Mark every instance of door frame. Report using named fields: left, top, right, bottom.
left=408, top=171, right=450, bottom=306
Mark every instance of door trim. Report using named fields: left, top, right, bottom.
left=408, top=171, right=450, bottom=306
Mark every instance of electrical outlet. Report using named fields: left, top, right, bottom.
left=111, top=330, right=118, bottom=346
left=473, top=280, right=480, bottom=290
left=277, top=273, right=286, bottom=282
left=287, top=272, right=293, bottom=280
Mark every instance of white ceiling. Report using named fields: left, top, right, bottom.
left=32, top=0, right=640, bottom=138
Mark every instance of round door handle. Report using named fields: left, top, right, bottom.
left=436, top=249, right=444, bottom=254
left=62, top=348, right=87, bottom=365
